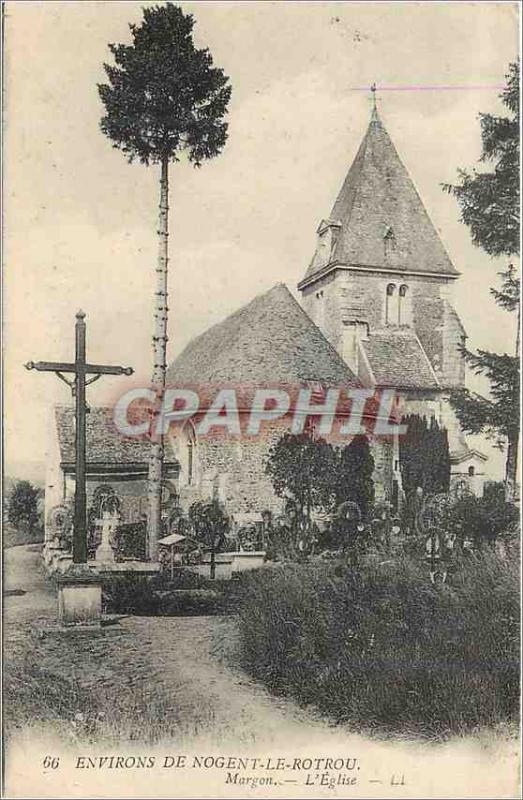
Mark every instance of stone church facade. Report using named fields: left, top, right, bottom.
left=45, top=104, right=486, bottom=542
left=298, top=105, right=486, bottom=493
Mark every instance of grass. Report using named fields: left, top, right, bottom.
left=3, top=618, right=215, bottom=746
left=236, top=551, right=520, bottom=739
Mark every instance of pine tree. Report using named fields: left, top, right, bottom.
left=443, top=62, right=519, bottom=498
left=99, top=4, right=231, bottom=559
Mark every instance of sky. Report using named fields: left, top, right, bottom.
left=4, top=1, right=520, bottom=478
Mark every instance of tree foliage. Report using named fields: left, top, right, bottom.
left=188, top=499, right=230, bottom=578
left=399, top=415, right=451, bottom=510
left=443, top=61, right=519, bottom=257
left=450, top=347, right=519, bottom=446
left=8, top=481, right=40, bottom=532
left=266, top=433, right=337, bottom=522
left=266, top=432, right=376, bottom=526
left=334, top=435, right=375, bottom=519
left=444, top=62, right=520, bottom=492
left=98, top=3, right=231, bottom=166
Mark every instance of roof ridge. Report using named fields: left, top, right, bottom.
left=410, top=330, right=441, bottom=387
left=167, top=284, right=361, bottom=388
left=169, top=283, right=289, bottom=370
left=329, top=121, right=372, bottom=232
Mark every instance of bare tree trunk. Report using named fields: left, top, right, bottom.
left=210, top=539, right=216, bottom=580
left=505, top=310, right=520, bottom=503
left=147, top=155, right=169, bottom=561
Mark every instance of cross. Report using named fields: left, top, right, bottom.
left=25, top=310, right=133, bottom=564
left=371, top=82, right=377, bottom=112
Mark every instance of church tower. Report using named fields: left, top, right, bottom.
left=298, top=101, right=487, bottom=493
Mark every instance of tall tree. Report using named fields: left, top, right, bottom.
left=399, top=415, right=451, bottom=530
left=99, top=4, right=231, bottom=560
left=443, top=62, right=519, bottom=498
left=335, top=435, right=375, bottom=519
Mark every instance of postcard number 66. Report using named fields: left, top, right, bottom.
left=43, top=756, right=60, bottom=770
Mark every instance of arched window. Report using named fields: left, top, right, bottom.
left=315, top=289, right=325, bottom=329
left=385, top=283, right=397, bottom=325
left=398, top=284, right=408, bottom=325
left=174, top=421, right=197, bottom=486
left=468, top=465, right=475, bottom=477
left=186, top=425, right=196, bottom=485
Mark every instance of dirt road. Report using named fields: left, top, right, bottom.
left=3, top=545, right=519, bottom=799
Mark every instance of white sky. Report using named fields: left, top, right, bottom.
left=4, top=1, right=520, bottom=477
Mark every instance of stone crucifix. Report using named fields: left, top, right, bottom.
left=25, top=310, right=133, bottom=564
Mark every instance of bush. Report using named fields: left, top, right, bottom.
left=441, top=492, right=519, bottom=549
left=102, top=575, right=161, bottom=615
left=236, top=553, right=519, bottom=738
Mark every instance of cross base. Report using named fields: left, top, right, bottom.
left=56, top=564, right=102, bottom=628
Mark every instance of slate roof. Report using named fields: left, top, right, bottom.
left=167, top=283, right=361, bottom=389
left=55, top=406, right=176, bottom=466
left=360, top=328, right=440, bottom=390
left=302, top=108, right=458, bottom=283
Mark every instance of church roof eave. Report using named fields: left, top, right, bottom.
left=298, top=260, right=460, bottom=291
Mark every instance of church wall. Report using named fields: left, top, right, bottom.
left=301, top=271, right=339, bottom=350
left=175, top=412, right=394, bottom=520
left=441, top=301, right=466, bottom=388
left=301, top=269, right=463, bottom=389
left=410, top=276, right=445, bottom=375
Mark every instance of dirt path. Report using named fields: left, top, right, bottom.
left=3, top=545, right=520, bottom=800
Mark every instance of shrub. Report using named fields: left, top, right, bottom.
left=102, top=575, right=160, bottom=615
left=441, top=492, right=519, bottom=549
left=236, top=553, right=519, bottom=738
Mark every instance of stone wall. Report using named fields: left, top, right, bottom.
left=171, top=412, right=394, bottom=519
left=301, top=267, right=464, bottom=385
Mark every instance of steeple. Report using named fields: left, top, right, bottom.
left=299, top=102, right=458, bottom=288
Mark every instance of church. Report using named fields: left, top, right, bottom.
left=45, top=103, right=487, bottom=545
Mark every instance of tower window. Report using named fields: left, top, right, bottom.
left=398, top=284, right=409, bottom=325
left=385, top=283, right=397, bottom=325
left=384, top=226, right=396, bottom=257
left=468, top=465, right=475, bottom=477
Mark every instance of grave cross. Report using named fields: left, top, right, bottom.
left=25, top=310, right=133, bottom=564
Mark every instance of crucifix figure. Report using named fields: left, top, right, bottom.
left=25, top=310, right=133, bottom=564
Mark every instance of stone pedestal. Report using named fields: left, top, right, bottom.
left=56, top=564, right=102, bottom=628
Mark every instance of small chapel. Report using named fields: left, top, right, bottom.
left=45, top=102, right=487, bottom=547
